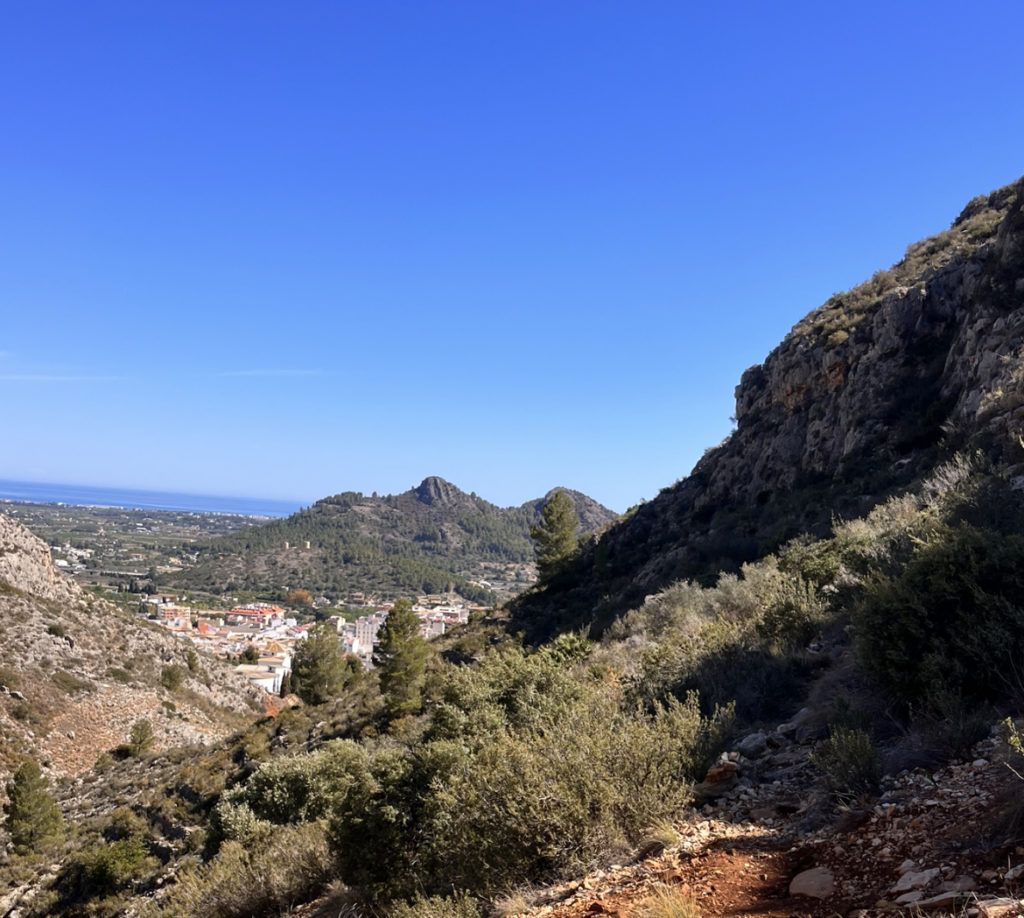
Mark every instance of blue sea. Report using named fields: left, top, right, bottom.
left=0, top=480, right=302, bottom=518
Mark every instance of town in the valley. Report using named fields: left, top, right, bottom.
left=143, top=594, right=477, bottom=695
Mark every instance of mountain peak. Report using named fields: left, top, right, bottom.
left=414, top=476, right=465, bottom=507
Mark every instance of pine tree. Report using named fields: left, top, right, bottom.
left=374, top=598, right=430, bottom=720
left=291, top=623, right=358, bottom=705
left=3, top=760, right=64, bottom=855
left=530, top=490, right=580, bottom=581
left=127, top=719, right=155, bottom=757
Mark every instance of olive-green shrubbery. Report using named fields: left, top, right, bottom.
left=609, top=558, right=826, bottom=720
left=389, top=892, right=482, bottom=918
left=855, top=523, right=1024, bottom=708
left=811, top=727, right=881, bottom=802
left=329, top=646, right=732, bottom=900
left=199, top=644, right=731, bottom=905
left=213, top=740, right=369, bottom=842
left=151, top=823, right=333, bottom=918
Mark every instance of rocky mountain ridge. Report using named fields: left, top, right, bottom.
left=516, top=175, right=1024, bottom=638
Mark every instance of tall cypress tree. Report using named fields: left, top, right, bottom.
left=374, top=598, right=430, bottom=720
left=3, top=760, right=64, bottom=854
left=530, top=490, right=580, bottom=581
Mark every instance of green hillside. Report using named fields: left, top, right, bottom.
left=175, top=477, right=617, bottom=603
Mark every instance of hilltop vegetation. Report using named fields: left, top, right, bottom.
left=175, top=477, right=617, bottom=604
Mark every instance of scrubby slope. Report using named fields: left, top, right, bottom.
left=0, top=513, right=262, bottom=781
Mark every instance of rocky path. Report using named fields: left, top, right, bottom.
left=516, top=718, right=1024, bottom=918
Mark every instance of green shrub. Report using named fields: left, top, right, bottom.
left=126, top=719, right=155, bottom=757
left=106, top=666, right=132, bottom=684
left=52, top=669, right=93, bottom=695
left=213, top=740, right=370, bottom=841
left=152, top=822, right=333, bottom=918
left=811, top=727, right=881, bottom=802
left=330, top=648, right=731, bottom=900
left=854, top=524, right=1024, bottom=708
left=390, top=892, right=481, bottom=918
left=46, top=623, right=68, bottom=639
left=3, top=760, right=65, bottom=854
left=57, top=836, right=156, bottom=902
left=160, top=664, right=187, bottom=692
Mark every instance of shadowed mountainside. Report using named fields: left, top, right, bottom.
left=514, top=176, right=1024, bottom=639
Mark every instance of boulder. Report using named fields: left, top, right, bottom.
left=892, top=868, right=941, bottom=894
left=789, top=867, right=834, bottom=899
left=737, top=731, right=769, bottom=758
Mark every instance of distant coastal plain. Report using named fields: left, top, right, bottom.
left=0, top=479, right=301, bottom=518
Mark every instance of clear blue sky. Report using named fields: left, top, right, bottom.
left=2, top=2, right=1022, bottom=511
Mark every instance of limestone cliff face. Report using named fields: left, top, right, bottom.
left=516, top=177, right=1024, bottom=638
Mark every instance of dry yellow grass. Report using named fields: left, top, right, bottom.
left=638, top=883, right=700, bottom=918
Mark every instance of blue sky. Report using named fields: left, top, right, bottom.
left=1, top=1, right=1022, bottom=511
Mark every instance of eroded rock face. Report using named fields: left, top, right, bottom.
left=517, top=177, right=1024, bottom=636
left=0, top=512, right=78, bottom=604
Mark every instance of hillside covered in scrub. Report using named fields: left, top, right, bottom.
left=514, top=176, right=1024, bottom=639
left=175, top=477, right=617, bottom=603
left=3, top=178, right=1024, bottom=918
left=0, top=514, right=263, bottom=783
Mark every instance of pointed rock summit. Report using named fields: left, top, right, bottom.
left=414, top=476, right=465, bottom=507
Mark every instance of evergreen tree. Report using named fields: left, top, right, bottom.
left=530, top=490, right=580, bottom=581
left=374, top=598, right=430, bottom=720
left=291, top=623, right=359, bottom=705
left=127, top=719, right=155, bottom=757
left=3, top=760, right=64, bottom=854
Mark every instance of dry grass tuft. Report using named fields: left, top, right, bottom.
left=639, top=883, right=700, bottom=918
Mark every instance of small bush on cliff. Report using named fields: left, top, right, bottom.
left=160, top=664, right=186, bottom=692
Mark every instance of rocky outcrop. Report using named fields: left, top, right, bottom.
left=0, top=512, right=77, bottom=605
left=516, top=176, right=1024, bottom=638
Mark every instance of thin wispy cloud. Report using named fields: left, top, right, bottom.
left=217, top=369, right=329, bottom=378
left=0, top=374, right=127, bottom=382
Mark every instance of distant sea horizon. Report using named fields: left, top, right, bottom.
left=0, top=479, right=303, bottom=518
